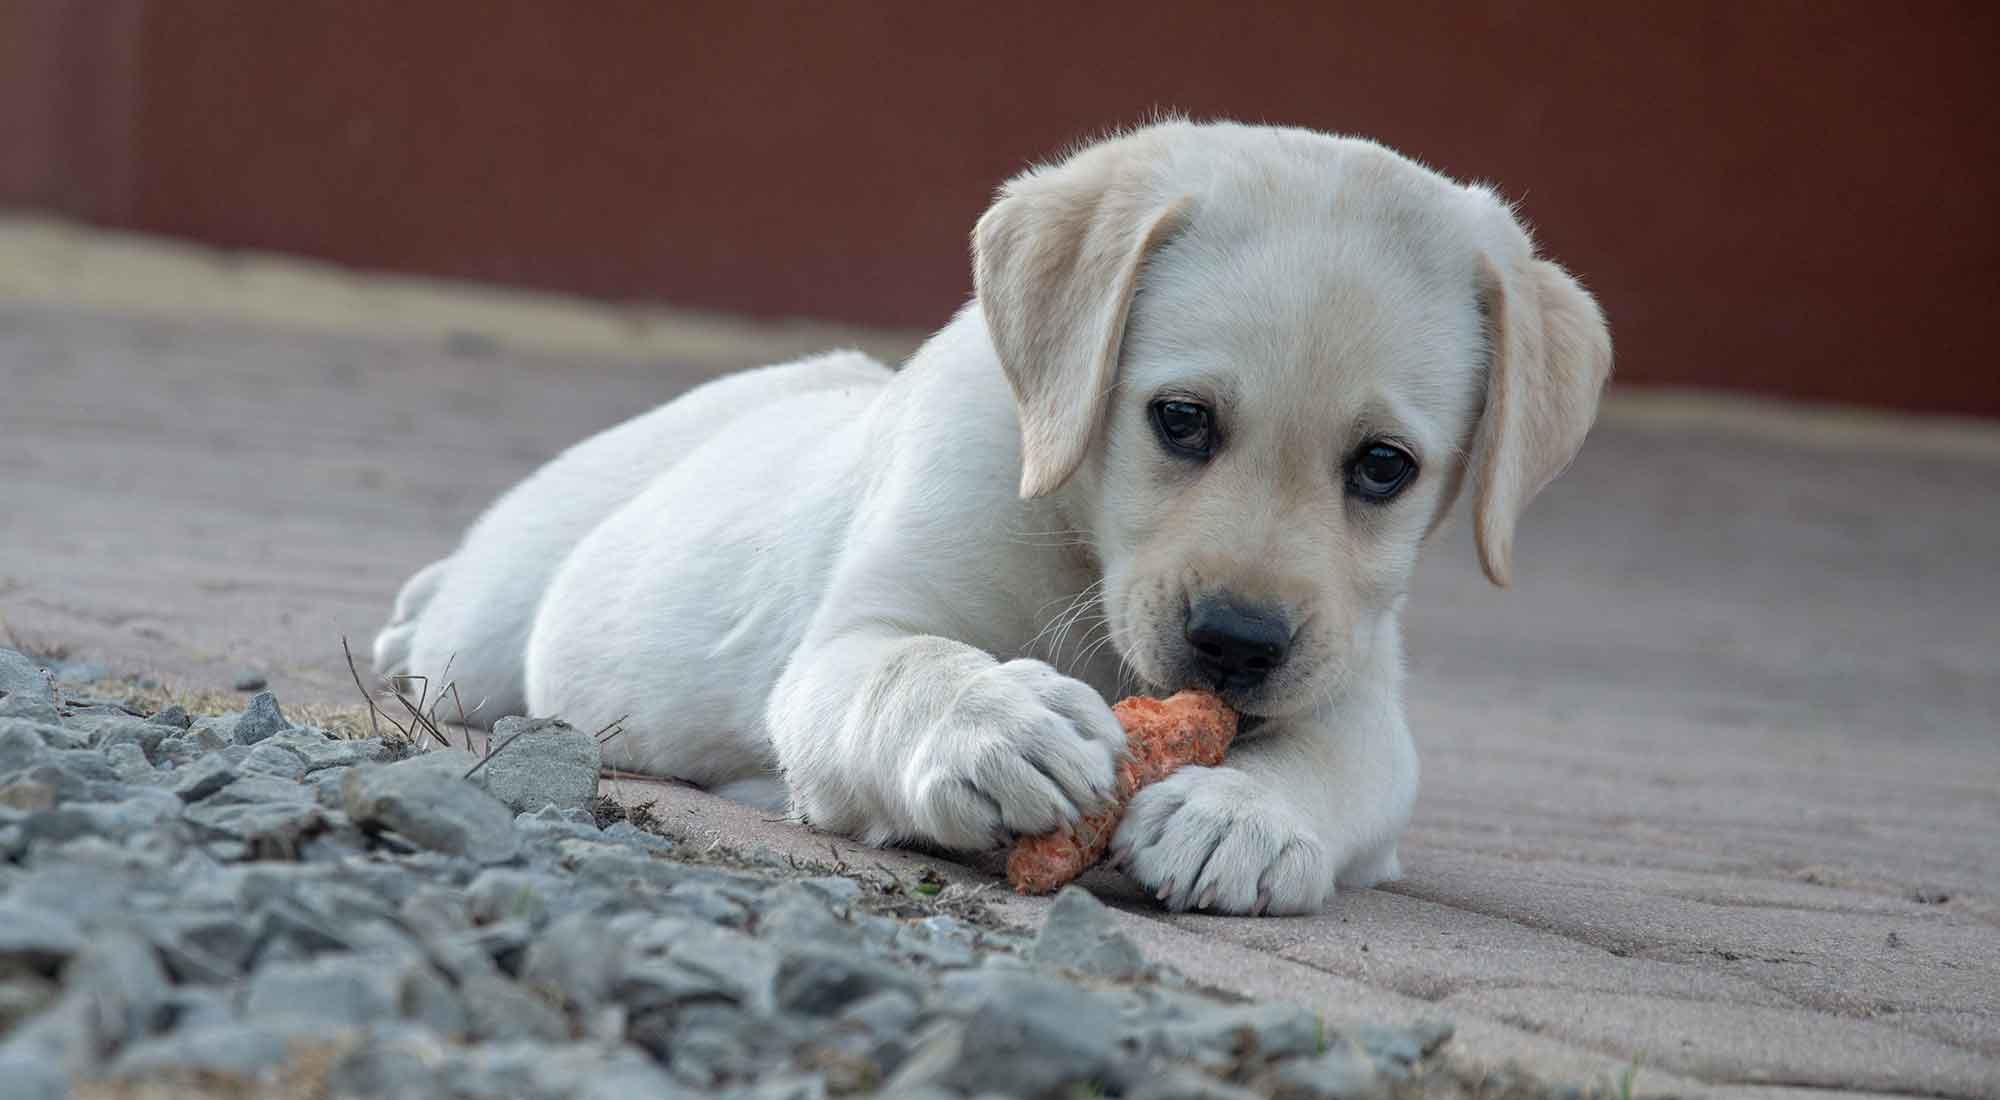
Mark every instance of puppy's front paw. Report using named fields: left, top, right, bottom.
left=1112, top=767, right=1331, bottom=915
left=904, top=659, right=1125, bottom=851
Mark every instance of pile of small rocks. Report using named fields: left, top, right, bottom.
left=0, top=648, right=1457, bottom=1099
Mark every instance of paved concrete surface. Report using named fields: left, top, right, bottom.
left=3, top=223, right=1997, bottom=1098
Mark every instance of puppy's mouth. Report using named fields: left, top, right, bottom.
left=1122, top=632, right=1292, bottom=729
left=1172, top=666, right=1292, bottom=726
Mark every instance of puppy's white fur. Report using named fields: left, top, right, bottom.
left=374, top=120, right=1610, bottom=915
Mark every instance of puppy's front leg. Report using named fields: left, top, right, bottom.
left=768, top=629, right=1125, bottom=851
left=1112, top=687, right=1418, bottom=916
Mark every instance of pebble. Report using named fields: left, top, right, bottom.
left=474, top=716, right=602, bottom=815
left=0, top=647, right=1460, bottom=1099
left=232, top=670, right=268, bottom=692
left=1030, top=884, right=1150, bottom=979
left=0, top=690, right=60, bottom=724
left=170, top=753, right=239, bottom=801
left=241, top=740, right=308, bottom=780
left=937, top=973, right=1133, bottom=1095
left=108, top=1019, right=327, bottom=1080
left=462, top=972, right=570, bottom=1041
left=232, top=691, right=290, bottom=745
left=0, top=901, right=85, bottom=972
left=342, top=751, right=521, bottom=864
left=0, top=722, right=49, bottom=773
left=0, top=651, right=52, bottom=702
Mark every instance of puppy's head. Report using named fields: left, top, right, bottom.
left=976, top=122, right=1611, bottom=717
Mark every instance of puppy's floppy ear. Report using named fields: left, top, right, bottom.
left=975, top=156, right=1192, bottom=498
left=1469, top=251, right=1613, bottom=586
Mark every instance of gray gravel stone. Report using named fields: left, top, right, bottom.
left=0, top=690, right=60, bottom=724
left=521, top=912, right=625, bottom=1008
left=620, top=918, right=782, bottom=1016
left=5, top=757, right=107, bottom=802
left=0, top=778, right=53, bottom=812
left=602, top=818, right=675, bottom=852
left=756, top=882, right=866, bottom=949
left=1253, top=1044, right=1384, bottom=1099
left=245, top=954, right=413, bottom=1028
left=158, top=987, right=238, bottom=1032
left=468, top=867, right=560, bottom=925
left=476, top=716, right=602, bottom=815
left=0, top=648, right=50, bottom=700
left=0, top=975, right=58, bottom=1032
left=0, top=1047, right=66, bottom=1100
left=187, top=714, right=235, bottom=749
left=108, top=1019, right=326, bottom=1079
left=63, top=930, right=172, bottom=1053
left=13, top=794, right=182, bottom=854
left=68, top=710, right=167, bottom=755
left=515, top=803, right=606, bottom=845
left=32, top=723, right=91, bottom=754
left=1031, top=884, right=1150, bottom=980
left=233, top=690, right=291, bottom=744
left=777, top=944, right=916, bottom=1016
left=445, top=1039, right=691, bottom=1100
left=1130, top=1067, right=1270, bottom=1100
left=1135, top=1000, right=1328, bottom=1064
left=186, top=796, right=327, bottom=857
left=241, top=739, right=308, bottom=780
left=233, top=669, right=268, bottom=692
left=149, top=703, right=192, bottom=729
left=321, top=1029, right=450, bottom=1098
left=840, top=986, right=919, bottom=1034
left=930, top=973, right=1134, bottom=1095
left=0, top=721, right=49, bottom=773
left=310, top=767, right=350, bottom=810
left=567, top=839, right=699, bottom=894
left=0, top=902, right=84, bottom=974
left=148, top=910, right=260, bottom=983
left=152, top=733, right=201, bottom=768
left=344, top=751, right=521, bottom=864
left=170, top=752, right=239, bottom=801
left=728, top=1075, right=832, bottom=1100
left=205, top=773, right=312, bottom=808
left=664, top=878, right=752, bottom=926
left=262, top=727, right=387, bottom=772
left=463, top=973, right=571, bottom=1041
left=104, top=740, right=157, bottom=783
left=1356, top=1023, right=1424, bottom=1076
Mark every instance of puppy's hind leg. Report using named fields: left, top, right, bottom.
left=371, top=556, right=451, bottom=682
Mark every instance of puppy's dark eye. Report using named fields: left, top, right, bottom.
left=1347, top=442, right=1417, bottom=501
left=1151, top=399, right=1215, bottom=458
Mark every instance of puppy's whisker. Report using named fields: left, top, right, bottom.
left=1029, top=580, right=1108, bottom=662
left=1057, top=618, right=1113, bottom=679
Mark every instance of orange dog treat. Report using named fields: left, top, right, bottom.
left=1006, top=690, right=1238, bottom=895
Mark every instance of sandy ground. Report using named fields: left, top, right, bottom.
left=2, top=218, right=1996, bottom=1098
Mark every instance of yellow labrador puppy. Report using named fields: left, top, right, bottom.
left=374, top=120, right=1610, bottom=915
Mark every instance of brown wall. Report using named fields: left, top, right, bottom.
left=4, top=1, right=1997, bottom=416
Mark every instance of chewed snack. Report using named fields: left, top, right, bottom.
left=1006, top=690, right=1238, bottom=894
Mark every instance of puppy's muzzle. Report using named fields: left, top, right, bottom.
left=1185, top=599, right=1292, bottom=692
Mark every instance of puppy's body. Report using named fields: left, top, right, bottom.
left=376, top=121, right=1610, bottom=914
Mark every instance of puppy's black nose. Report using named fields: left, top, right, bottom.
left=1185, top=602, right=1291, bottom=689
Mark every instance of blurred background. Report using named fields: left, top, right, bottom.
left=4, top=0, right=1996, bottom=415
